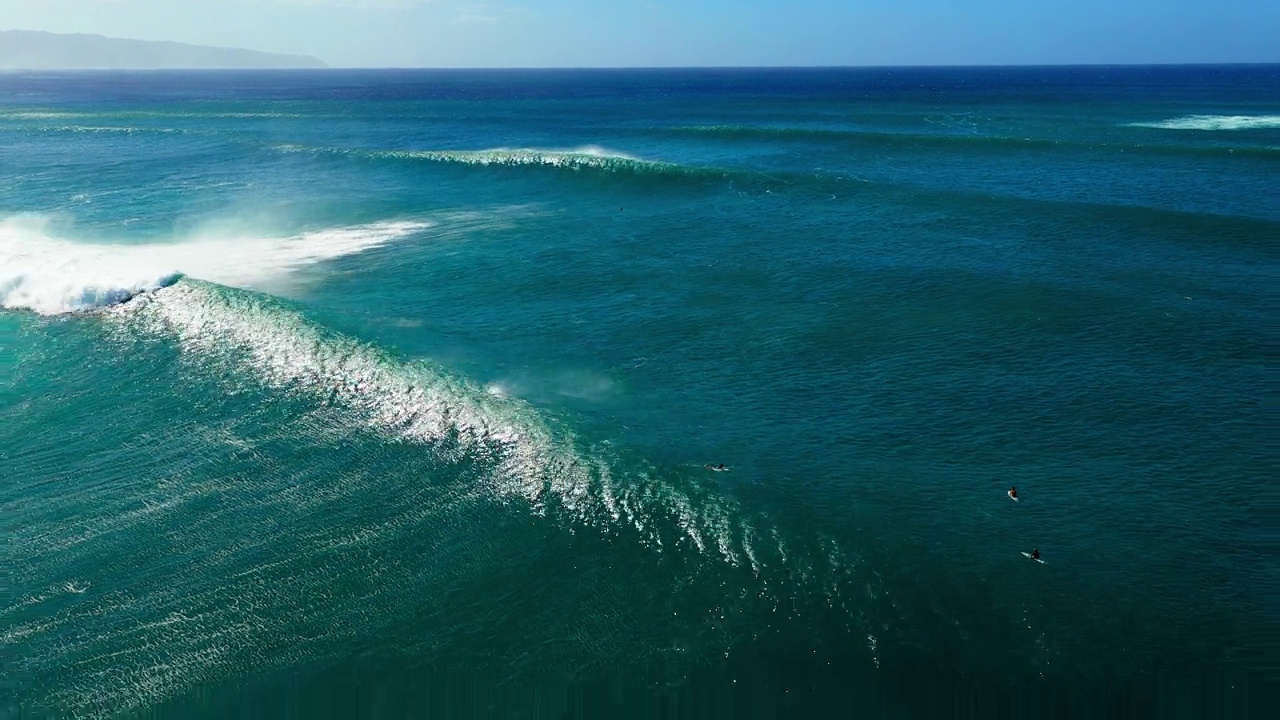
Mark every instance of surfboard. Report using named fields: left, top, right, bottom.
left=1021, top=552, right=1044, bottom=564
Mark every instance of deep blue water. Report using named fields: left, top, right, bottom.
left=1, top=66, right=1274, bottom=719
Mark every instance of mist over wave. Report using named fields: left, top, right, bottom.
left=0, top=214, right=428, bottom=315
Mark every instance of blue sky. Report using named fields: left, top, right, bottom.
left=1, top=0, right=1276, bottom=67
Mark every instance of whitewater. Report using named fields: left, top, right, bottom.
left=0, top=213, right=429, bottom=315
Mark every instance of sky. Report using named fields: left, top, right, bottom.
left=0, top=0, right=1276, bottom=68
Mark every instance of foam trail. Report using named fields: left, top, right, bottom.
left=1130, top=114, right=1280, bottom=131
left=0, top=214, right=428, bottom=316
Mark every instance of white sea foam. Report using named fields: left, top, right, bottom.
left=1130, top=114, right=1280, bottom=131
left=32, top=125, right=185, bottom=135
left=0, top=214, right=428, bottom=315
left=275, top=143, right=689, bottom=174
left=392, top=146, right=645, bottom=169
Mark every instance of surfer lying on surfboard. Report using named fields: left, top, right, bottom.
left=704, top=464, right=729, bottom=472
left=1008, top=486, right=1018, bottom=501
left=1029, top=548, right=1039, bottom=561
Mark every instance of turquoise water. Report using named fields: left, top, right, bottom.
left=1, top=67, right=1273, bottom=719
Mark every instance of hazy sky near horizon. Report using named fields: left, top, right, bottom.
left=1, top=0, right=1276, bottom=68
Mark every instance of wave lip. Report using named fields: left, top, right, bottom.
left=0, top=215, right=428, bottom=316
left=394, top=146, right=662, bottom=171
left=1130, top=114, right=1280, bottom=131
left=279, top=143, right=700, bottom=176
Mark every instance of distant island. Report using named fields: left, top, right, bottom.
left=0, top=30, right=327, bottom=69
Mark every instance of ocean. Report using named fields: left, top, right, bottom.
left=0, top=66, right=1273, bottom=719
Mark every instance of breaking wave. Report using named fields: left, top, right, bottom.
left=13, top=279, right=819, bottom=713
left=4, top=212, right=879, bottom=717
left=1129, top=114, right=1280, bottom=131
left=0, top=214, right=428, bottom=315
left=275, top=143, right=717, bottom=177
left=109, top=281, right=779, bottom=568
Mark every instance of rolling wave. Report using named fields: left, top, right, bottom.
left=1129, top=114, right=1280, bottom=131
left=4, top=279, right=872, bottom=716
left=112, top=281, right=778, bottom=567
left=275, top=143, right=717, bottom=177
left=0, top=214, right=428, bottom=315
left=28, top=125, right=188, bottom=135
left=0, top=109, right=310, bottom=121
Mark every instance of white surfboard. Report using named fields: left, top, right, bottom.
left=1021, top=552, right=1044, bottom=564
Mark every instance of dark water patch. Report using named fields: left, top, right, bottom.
left=649, top=122, right=1280, bottom=161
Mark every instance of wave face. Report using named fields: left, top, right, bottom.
left=7, top=279, right=870, bottom=717
left=111, top=282, right=778, bottom=566
left=0, top=214, right=427, bottom=315
left=1130, top=114, right=1280, bottom=130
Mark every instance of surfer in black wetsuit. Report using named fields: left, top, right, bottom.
left=1030, top=548, right=1040, bottom=561
left=1009, top=486, right=1018, bottom=499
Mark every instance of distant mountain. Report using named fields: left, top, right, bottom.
left=0, top=30, right=326, bottom=69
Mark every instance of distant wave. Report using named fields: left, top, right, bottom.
left=0, top=214, right=427, bottom=315
left=0, top=109, right=308, bottom=121
left=29, top=124, right=189, bottom=136
left=1130, top=114, right=1280, bottom=131
left=0, top=111, right=82, bottom=120
left=276, top=143, right=715, bottom=177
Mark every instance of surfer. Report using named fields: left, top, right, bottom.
left=1030, top=548, right=1040, bottom=561
left=1008, top=486, right=1018, bottom=500
left=703, top=464, right=728, bottom=471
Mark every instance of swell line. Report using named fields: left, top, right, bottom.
left=273, top=143, right=726, bottom=178
left=653, top=123, right=1280, bottom=160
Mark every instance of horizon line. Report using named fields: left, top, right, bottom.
left=3, top=61, right=1278, bottom=72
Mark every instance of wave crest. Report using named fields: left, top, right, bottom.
left=0, top=215, right=427, bottom=316
left=277, top=143, right=705, bottom=176
left=1130, top=114, right=1280, bottom=131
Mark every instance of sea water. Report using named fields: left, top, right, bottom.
left=1, top=67, right=1273, bottom=719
